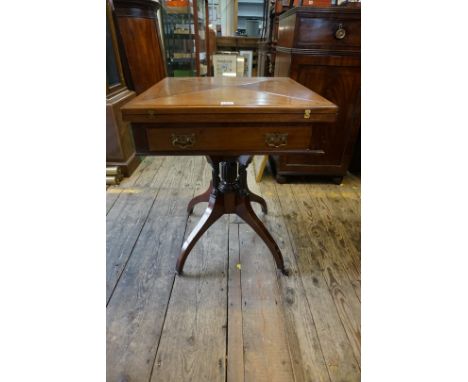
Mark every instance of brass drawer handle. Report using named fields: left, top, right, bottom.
left=171, top=133, right=196, bottom=149
left=265, top=133, right=288, bottom=148
left=335, top=23, right=346, bottom=40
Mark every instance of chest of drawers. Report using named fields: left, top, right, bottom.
left=273, top=5, right=360, bottom=184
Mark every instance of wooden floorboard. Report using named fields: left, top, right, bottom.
left=106, top=186, right=122, bottom=215
left=106, top=156, right=360, bottom=382
left=274, top=183, right=361, bottom=379
left=265, top=216, right=332, bottom=382
left=106, top=187, right=159, bottom=302
left=290, top=185, right=361, bottom=365
left=106, top=215, right=187, bottom=382
left=253, top=175, right=332, bottom=382
left=307, top=184, right=361, bottom=278
left=150, top=215, right=229, bottom=382
left=239, top=222, right=295, bottom=382
left=227, top=223, right=244, bottom=382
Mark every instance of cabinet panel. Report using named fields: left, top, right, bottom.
left=291, top=54, right=360, bottom=165
left=113, top=0, right=166, bottom=94
left=106, top=0, right=141, bottom=176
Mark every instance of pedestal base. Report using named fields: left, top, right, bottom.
left=176, top=155, right=287, bottom=276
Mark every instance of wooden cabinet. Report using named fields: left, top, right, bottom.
left=272, top=5, right=360, bottom=183
left=106, top=0, right=140, bottom=176
left=107, top=90, right=140, bottom=176
left=112, top=0, right=166, bottom=94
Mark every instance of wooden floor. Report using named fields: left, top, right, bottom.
left=107, top=156, right=361, bottom=382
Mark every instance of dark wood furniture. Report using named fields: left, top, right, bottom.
left=272, top=5, right=360, bottom=184
left=121, top=77, right=337, bottom=274
left=349, top=128, right=360, bottom=175
left=107, top=90, right=140, bottom=176
left=112, top=0, right=166, bottom=94
left=106, top=0, right=140, bottom=176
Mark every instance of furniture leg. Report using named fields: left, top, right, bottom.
left=187, top=181, right=213, bottom=214
left=275, top=174, right=288, bottom=184
left=332, top=176, right=343, bottom=185
left=236, top=197, right=288, bottom=275
left=247, top=192, right=268, bottom=214
left=177, top=155, right=286, bottom=276
left=238, top=156, right=267, bottom=214
left=176, top=192, right=224, bottom=274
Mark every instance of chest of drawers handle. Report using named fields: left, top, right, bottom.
left=171, top=133, right=196, bottom=149
left=335, top=23, right=346, bottom=40
left=265, top=133, right=288, bottom=148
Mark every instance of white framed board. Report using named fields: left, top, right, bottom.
left=239, top=50, right=253, bottom=77
left=213, top=54, right=237, bottom=77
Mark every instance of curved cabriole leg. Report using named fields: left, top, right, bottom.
left=178, top=155, right=287, bottom=276
left=187, top=181, right=213, bottom=215
left=176, top=194, right=224, bottom=275
left=247, top=192, right=268, bottom=214
left=236, top=198, right=288, bottom=275
left=237, top=155, right=268, bottom=214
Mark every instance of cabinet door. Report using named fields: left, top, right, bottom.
left=289, top=54, right=360, bottom=167
left=114, top=0, right=166, bottom=93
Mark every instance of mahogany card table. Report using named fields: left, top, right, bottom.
left=121, top=77, right=337, bottom=275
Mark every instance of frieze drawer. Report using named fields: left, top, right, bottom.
left=144, top=126, right=317, bottom=153
left=295, top=17, right=360, bottom=50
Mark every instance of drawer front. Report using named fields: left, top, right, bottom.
left=145, top=126, right=315, bottom=153
left=295, top=17, right=360, bottom=51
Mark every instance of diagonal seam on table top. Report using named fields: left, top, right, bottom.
left=142, top=78, right=272, bottom=101
left=239, top=80, right=321, bottom=103
left=244, top=89, right=320, bottom=103
left=133, top=86, right=320, bottom=108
